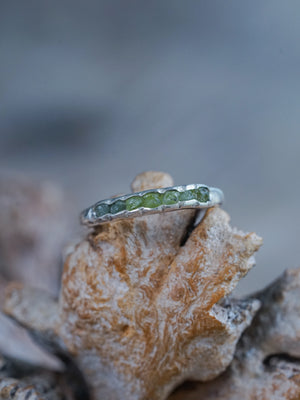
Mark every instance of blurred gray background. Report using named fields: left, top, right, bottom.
left=0, top=0, right=299, bottom=295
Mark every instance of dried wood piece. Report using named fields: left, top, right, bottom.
left=131, top=171, right=174, bottom=192
left=0, top=354, right=66, bottom=400
left=169, top=268, right=300, bottom=400
left=0, top=174, right=71, bottom=294
left=0, top=174, right=72, bottom=366
left=3, top=172, right=262, bottom=400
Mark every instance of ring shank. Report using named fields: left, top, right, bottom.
left=80, top=184, right=224, bottom=226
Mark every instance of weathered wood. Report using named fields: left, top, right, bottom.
left=3, top=172, right=262, bottom=400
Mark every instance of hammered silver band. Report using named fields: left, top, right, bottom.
left=80, top=184, right=224, bottom=226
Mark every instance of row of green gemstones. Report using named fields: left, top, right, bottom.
left=94, top=187, right=210, bottom=217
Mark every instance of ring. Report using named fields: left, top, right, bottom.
left=80, top=184, right=224, bottom=226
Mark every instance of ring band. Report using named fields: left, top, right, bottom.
left=80, top=184, right=224, bottom=226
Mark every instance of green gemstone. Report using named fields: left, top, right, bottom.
left=95, top=203, right=110, bottom=217
left=179, top=190, right=195, bottom=201
left=142, top=192, right=162, bottom=208
left=126, top=196, right=143, bottom=211
left=193, top=187, right=210, bottom=202
left=110, top=200, right=126, bottom=214
left=163, top=190, right=179, bottom=205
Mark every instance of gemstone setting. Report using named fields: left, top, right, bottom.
left=142, top=192, right=162, bottom=208
left=179, top=190, right=195, bottom=201
left=163, top=190, right=179, bottom=205
left=95, top=203, right=110, bottom=217
left=193, top=186, right=210, bottom=202
left=81, top=184, right=220, bottom=226
left=126, top=196, right=143, bottom=211
left=110, top=200, right=126, bottom=214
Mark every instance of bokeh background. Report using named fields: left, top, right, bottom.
left=1, top=0, right=299, bottom=295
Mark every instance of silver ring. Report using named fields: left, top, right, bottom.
left=80, top=184, right=224, bottom=226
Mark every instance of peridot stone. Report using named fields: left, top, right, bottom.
left=110, top=200, right=126, bottom=214
left=126, top=196, right=143, bottom=211
left=179, top=190, right=195, bottom=201
left=193, top=186, right=210, bottom=202
left=142, top=192, right=162, bottom=208
left=95, top=203, right=110, bottom=217
left=163, top=190, right=179, bottom=205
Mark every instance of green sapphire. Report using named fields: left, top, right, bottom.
left=110, top=200, right=126, bottom=214
left=193, top=186, right=210, bottom=202
left=126, top=196, right=143, bottom=211
left=95, top=203, right=110, bottom=217
left=142, top=192, right=162, bottom=208
left=179, top=190, right=195, bottom=201
left=163, top=190, right=179, bottom=205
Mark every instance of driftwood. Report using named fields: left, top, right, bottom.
left=0, top=173, right=70, bottom=294
left=0, top=354, right=65, bottom=400
left=170, top=268, right=300, bottom=400
left=0, top=173, right=71, bottom=370
left=0, top=171, right=300, bottom=400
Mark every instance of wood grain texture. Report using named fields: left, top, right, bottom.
left=3, top=172, right=263, bottom=400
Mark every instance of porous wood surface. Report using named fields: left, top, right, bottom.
left=4, top=172, right=263, bottom=400
left=169, top=269, right=300, bottom=400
